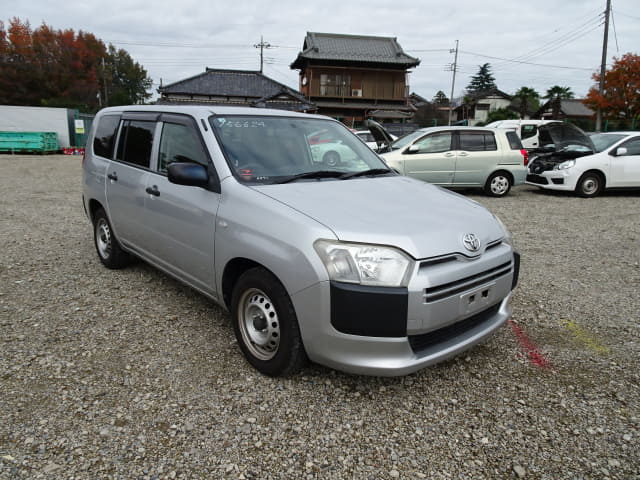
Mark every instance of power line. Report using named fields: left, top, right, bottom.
left=460, top=50, right=594, bottom=71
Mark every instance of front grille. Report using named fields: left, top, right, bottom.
left=408, top=304, right=500, bottom=353
left=424, top=261, right=512, bottom=303
left=527, top=174, right=548, bottom=185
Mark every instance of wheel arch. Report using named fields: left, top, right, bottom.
left=222, top=257, right=273, bottom=310
left=489, top=169, right=514, bottom=184
left=88, top=198, right=105, bottom=223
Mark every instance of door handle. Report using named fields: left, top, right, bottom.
left=145, top=185, right=160, bottom=197
left=444, top=152, right=455, bottom=157
left=458, top=152, right=469, bottom=157
left=107, top=172, right=118, bottom=181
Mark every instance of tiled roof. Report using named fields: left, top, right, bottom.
left=159, top=69, right=307, bottom=102
left=291, top=32, right=420, bottom=69
left=560, top=99, right=594, bottom=117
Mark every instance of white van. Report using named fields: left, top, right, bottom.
left=485, top=119, right=561, bottom=150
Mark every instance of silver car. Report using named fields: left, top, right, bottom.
left=83, top=106, right=520, bottom=376
left=373, top=125, right=528, bottom=197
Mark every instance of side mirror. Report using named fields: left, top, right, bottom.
left=405, top=144, right=420, bottom=154
left=614, top=147, right=628, bottom=156
left=167, top=162, right=209, bottom=187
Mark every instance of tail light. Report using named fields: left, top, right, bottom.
left=520, top=149, right=529, bottom=166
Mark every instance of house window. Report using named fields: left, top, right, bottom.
left=320, top=74, right=351, bottom=96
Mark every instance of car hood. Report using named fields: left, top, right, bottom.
left=536, top=123, right=595, bottom=153
left=365, top=119, right=395, bottom=151
left=251, top=176, right=504, bottom=260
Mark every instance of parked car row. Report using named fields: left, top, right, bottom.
left=365, top=120, right=640, bottom=199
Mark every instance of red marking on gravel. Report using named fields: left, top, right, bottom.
left=508, top=319, right=551, bottom=369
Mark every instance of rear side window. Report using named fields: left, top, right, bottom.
left=506, top=131, right=524, bottom=149
left=92, top=114, right=121, bottom=158
left=115, top=120, right=155, bottom=168
left=459, top=132, right=497, bottom=151
left=521, top=124, right=537, bottom=139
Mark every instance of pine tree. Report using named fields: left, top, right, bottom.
left=466, top=63, right=497, bottom=94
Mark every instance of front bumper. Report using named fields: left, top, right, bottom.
left=292, top=246, right=518, bottom=376
left=526, top=170, right=578, bottom=191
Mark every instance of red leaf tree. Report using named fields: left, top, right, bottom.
left=584, top=53, right=640, bottom=128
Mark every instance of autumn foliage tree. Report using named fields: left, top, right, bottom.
left=584, top=53, right=640, bottom=128
left=0, top=17, right=151, bottom=111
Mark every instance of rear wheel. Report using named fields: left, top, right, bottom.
left=576, top=172, right=603, bottom=197
left=93, top=208, right=130, bottom=269
left=323, top=151, right=340, bottom=167
left=231, top=268, right=306, bottom=376
left=484, top=172, right=512, bottom=197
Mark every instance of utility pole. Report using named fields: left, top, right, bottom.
left=448, top=40, right=459, bottom=126
left=595, top=0, right=611, bottom=132
left=101, top=57, right=109, bottom=107
left=254, top=36, right=272, bottom=74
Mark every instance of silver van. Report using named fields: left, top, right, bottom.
left=82, top=105, right=520, bottom=376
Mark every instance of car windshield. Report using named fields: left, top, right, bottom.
left=209, top=115, right=390, bottom=184
left=389, top=129, right=429, bottom=150
left=589, top=133, right=629, bottom=152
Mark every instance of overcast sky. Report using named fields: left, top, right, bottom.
left=5, top=0, right=639, bottom=101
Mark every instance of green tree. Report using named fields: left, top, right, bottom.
left=478, top=107, right=518, bottom=126
left=104, top=44, right=152, bottom=106
left=432, top=90, right=449, bottom=105
left=543, top=85, right=574, bottom=119
left=466, top=63, right=497, bottom=94
left=513, top=86, right=540, bottom=119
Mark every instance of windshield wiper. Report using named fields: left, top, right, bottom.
left=276, top=170, right=345, bottom=184
left=339, top=168, right=393, bottom=180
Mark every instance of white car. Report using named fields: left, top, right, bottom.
left=485, top=119, right=561, bottom=150
left=354, top=130, right=396, bottom=150
left=526, top=131, right=640, bottom=197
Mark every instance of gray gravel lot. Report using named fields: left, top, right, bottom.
left=1, top=155, right=639, bottom=480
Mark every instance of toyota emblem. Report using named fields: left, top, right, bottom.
left=462, top=233, right=481, bottom=252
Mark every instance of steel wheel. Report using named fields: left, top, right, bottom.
left=238, top=288, right=280, bottom=361
left=95, top=217, right=113, bottom=260
left=231, top=268, right=306, bottom=376
left=576, top=173, right=602, bottom=197
left=92, top=208, right=130, bottom=269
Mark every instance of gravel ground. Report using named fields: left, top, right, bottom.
left=1, top=155, right=639, bottom=480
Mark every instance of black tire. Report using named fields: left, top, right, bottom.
left=575, top=172, right=603, bottom=198
left=322, top=151, right=340, bottom=167
left=93, top=208, right=130, bottom=269
left=231, top=267, right=306, bottom=376
left=484, top=171, right=512, bottom=197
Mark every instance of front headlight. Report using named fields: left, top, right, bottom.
left=314, top=240, right=413, bottom=287
left=554, top=160, right=576, bottom=170
left=494, top=215, right=513, bottom=246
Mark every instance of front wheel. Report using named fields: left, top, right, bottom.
left=93, top=208, right=130, bottom=269
left=231, top=268, right=306, bottom=376
left=484, top=172, right=512, bottom=197
left=575, top=172, right=602, bottom=197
